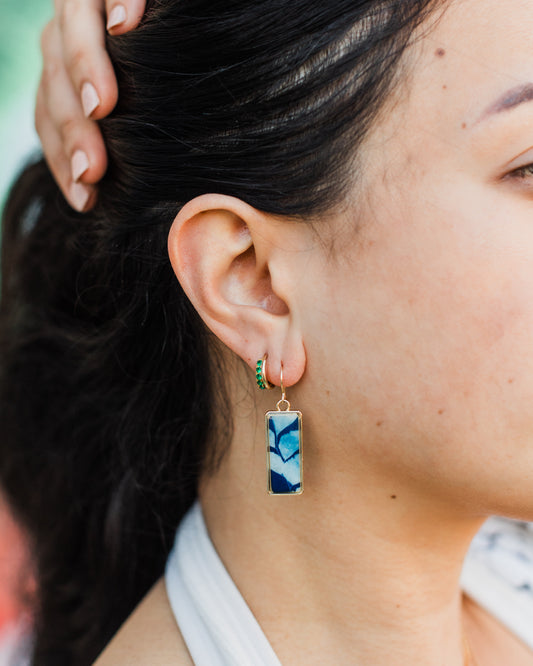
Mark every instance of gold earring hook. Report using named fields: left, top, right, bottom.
left=276, top=361, right=291, bottom=411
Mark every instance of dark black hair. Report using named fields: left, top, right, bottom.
left=1, top=1, right=439, bottom=663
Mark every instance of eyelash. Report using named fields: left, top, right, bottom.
left=511, top=163, right=533, bottom=179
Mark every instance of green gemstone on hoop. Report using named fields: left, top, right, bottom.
left=256, top=359, right=265, bottom=389
left=256, top=357, right=273, bottom=390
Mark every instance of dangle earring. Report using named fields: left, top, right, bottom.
left=256, top=354, right=303, bottom=495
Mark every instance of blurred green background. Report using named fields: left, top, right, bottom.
left=0, top=0, right=53, bottom=210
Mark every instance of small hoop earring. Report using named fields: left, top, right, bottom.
left=265, top=361, right=303, bottom=495
left=255, top=354, right=274, bottom=390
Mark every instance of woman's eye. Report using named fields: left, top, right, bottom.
left=511, top=163, right=533, bottom=179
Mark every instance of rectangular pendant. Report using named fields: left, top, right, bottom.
left=266, top=410, right=303, bottom=495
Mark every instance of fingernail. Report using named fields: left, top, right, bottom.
left=107, top=4, right=126, bottom=30
left=81, top=82, right=100, bottom=117
left=69, top=182, right=90, bottom=212
left=71, top=150, right=90, bottom=182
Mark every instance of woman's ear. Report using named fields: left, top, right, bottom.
left=167, top=194, right=306, bottom=387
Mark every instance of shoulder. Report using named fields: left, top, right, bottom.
left=93, top=576, right=194, bottom=665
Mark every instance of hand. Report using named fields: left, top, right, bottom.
left=35, top=0, right=146, bottom=212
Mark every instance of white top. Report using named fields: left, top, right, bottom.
left=164, top=501, right=281, bottom=666
left=165, top=501, right=533, bottom=665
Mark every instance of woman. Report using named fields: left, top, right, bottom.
left=2, top=0, right=533, bottom=663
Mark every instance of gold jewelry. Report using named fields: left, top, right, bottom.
left=265, top=361, right=303, bottom=494
left=462, top=629, right=478, bottom=666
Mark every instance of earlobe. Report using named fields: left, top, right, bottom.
left=167, top=194, right=306, bottom=387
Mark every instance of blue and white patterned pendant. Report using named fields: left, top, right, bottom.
left=266, top=409, right=303, bottom=495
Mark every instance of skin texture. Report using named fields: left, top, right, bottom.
left=93, top=579, right=193, bottom=665
left=165, top=1, right=533, bottom=664
left=41, top=0, right=533, bottom=664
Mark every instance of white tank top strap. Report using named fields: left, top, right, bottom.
left=164, top=500, right=282, bottom=666
left=166, top=500, right=533, bottom=664
left=460, top=515, right=533, bottom=650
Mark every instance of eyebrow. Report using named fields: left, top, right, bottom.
left=483, top=83, right=533, bottom=118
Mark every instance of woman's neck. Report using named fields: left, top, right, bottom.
left=199, top=377, right=487, bottom=665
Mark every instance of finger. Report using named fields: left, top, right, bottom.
left=36, top=88, right=96, bottom=213
left=60, top=0, right=118, bottom=120
left=39, top=19, right=108, bottom=185
left=106, top=0, right=146, bottom=34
